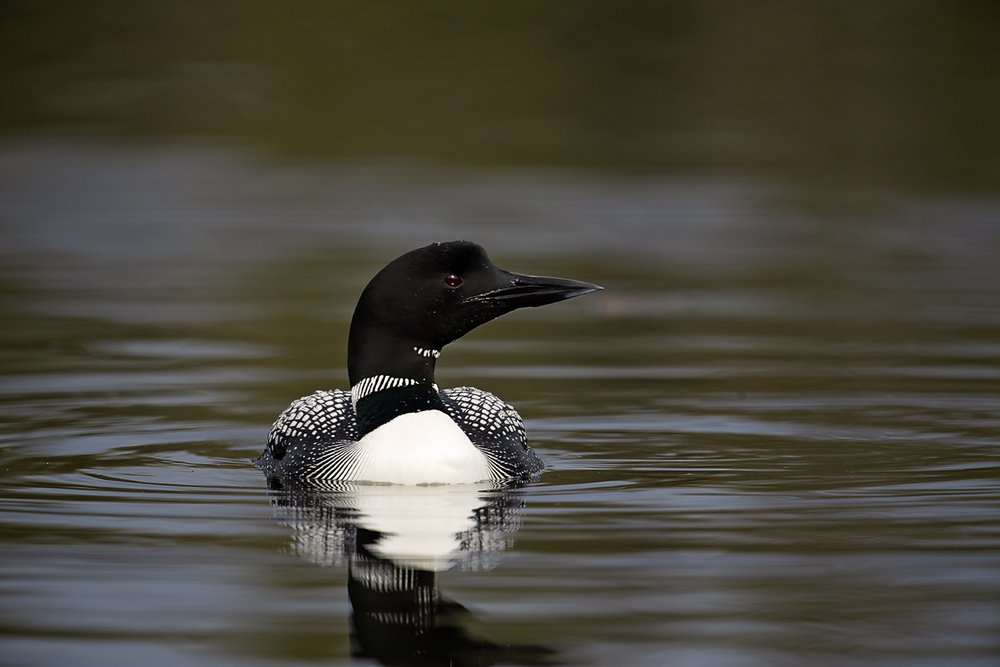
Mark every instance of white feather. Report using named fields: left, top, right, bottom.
left=348, top=410, right=492, bottom=484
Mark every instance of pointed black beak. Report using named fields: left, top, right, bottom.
left=465, top=271, right=603, bottom=309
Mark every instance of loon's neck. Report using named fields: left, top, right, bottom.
left=347, top=321, right=446, bottom=437
left=348, top=315, right=441, bottom=386
left=352, top=382, right=447, bottom=438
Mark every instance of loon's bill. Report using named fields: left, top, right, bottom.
left=256, top=240, right=602, bottom=485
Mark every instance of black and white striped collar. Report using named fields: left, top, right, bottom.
left=351, top=375, right=439, bottom=407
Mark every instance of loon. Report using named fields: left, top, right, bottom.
left=255, top=240, right=601, bottom=484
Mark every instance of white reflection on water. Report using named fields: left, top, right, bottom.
left=265, top=479, right=525, bottom=571
left=264, top=477, right=553, bottom=663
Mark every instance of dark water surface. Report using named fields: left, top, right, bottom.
left=1, top=144, right=998, bottom=666
left=2, top=5, right=1000, bottom=663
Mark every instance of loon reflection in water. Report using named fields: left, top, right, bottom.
left=264, top=476, right=555, bottom=665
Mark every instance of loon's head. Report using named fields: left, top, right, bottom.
left=347, top=241, right=601, bottom=385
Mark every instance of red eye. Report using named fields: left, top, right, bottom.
left=444, top=273, right=463, bottom=288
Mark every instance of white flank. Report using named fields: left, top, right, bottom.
left=349, top=410, right=492, bottom=484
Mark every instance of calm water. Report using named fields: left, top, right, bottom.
left=1, top=144, right=998, bottom=666
left=3, top=3, right=1000, bottom=665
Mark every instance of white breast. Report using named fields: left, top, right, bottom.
left=347, top=410, right=492, bottom=484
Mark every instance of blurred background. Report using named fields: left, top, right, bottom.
left=3, top=1, right=999, bottom=182
left=2, top=2, right=1000, bottom=666
left=4, top=0, right=999, bottom=374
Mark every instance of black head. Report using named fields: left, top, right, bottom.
left=347, top=241, right=601, bottom=385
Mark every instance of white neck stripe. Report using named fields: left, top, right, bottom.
left=414, top=346, right=441, bottom=359
left=350, top=375, right=438, bottom=407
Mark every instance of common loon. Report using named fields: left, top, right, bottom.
left=255, top=240, right=601, bottom=484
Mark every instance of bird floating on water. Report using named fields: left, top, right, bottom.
left=255, top=240, right=602, bottom=484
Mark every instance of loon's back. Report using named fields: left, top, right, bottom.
left=255, top=387, right=542, bottom=482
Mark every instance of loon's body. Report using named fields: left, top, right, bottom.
left=255, top=241, right=601, bottom=484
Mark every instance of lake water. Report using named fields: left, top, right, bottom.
left=3, top=2, right=1000, bottom=664
left=2, top=143, right=998, bottom=666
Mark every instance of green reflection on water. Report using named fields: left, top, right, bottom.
left=2, top=1, right=999, bottom=189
